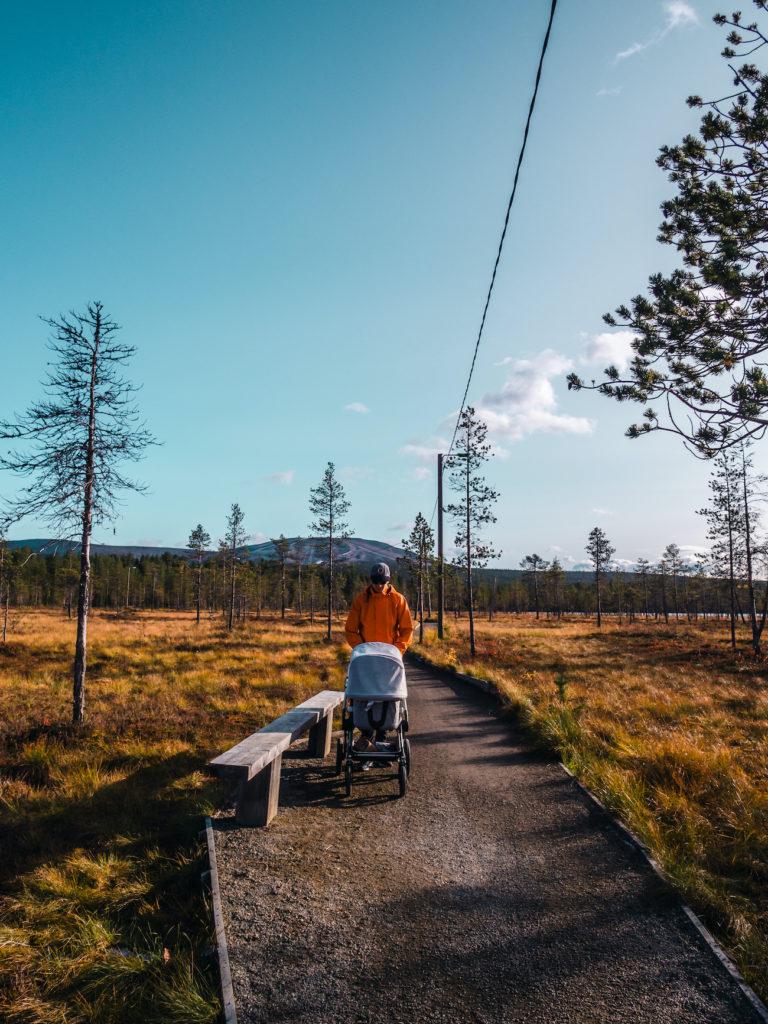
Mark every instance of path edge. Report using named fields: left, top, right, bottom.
left=406, top=649, right=768, bottom=1023
left=204, top=816, right=238, bottom=1024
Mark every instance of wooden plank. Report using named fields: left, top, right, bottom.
left=235, top=755, right=282, bottom=826
left=204, top=817, right=238, bottom=1024
left=209, top=690, right=344, bottom=778
left=295, top=690, right=344, bottom=711
left=210, top=734, right=292, bottom=775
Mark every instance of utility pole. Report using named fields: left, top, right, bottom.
left=437, top=453, right=444, bottom=640
left=436, top=450, right=468, bottom=640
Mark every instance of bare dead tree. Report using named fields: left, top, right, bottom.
left=0, top=303, right=155, bottom=723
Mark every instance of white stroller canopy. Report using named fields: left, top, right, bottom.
left=346, top=642, right=408, bottom=699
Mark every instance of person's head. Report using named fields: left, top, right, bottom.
left=369, top=562, right=390, bottom=592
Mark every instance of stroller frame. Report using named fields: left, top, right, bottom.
left=337, top=641, right=412, bottom=798
left=336, top=697, right=411, bottom=797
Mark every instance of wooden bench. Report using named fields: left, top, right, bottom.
left=208, top=690, right=344, bottom=826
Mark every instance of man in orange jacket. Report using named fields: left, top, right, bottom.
left=345, top=562, right=414, bottom=653
left=345, top=562, right=413, bottom=767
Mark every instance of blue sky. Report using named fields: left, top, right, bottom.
left=0, top=1, right=753, bottom=568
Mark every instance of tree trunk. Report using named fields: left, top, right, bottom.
left=418, top=541, right=425, bottom=644
left=326, top=535, right=333, bottom=642
left=465, top=459, right=476, bottom=657
left=595, top=567, right=602, bottom=628
left=228, top=547, right=236, bottom=631
left=73, top=327, right=100, bottom=726
left=725, top=471, right=737, bottom=651
left=741, top=449, right=761, bottom=656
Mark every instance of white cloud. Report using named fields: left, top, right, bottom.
left=582, top=330, right=637, bottom=374
left=596, top=86, right=622, bottom=97
left=345, top=401, right=370, bottom=414
left=665, top=1, right=698, bottom=30
left=616, top=41, right=647, bottom=61
left=477, top=349, right=593, bottom=441
left=264, top=470, right=294, bottom=485
left=412, top=466, right=431, bottom=481
left=387, top=523, right=408, bottom=533
left=592, top=507, right=614, bottom=516
left=614, top=2, right=698, bottom=62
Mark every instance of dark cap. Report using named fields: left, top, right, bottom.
left=370, top=562, right=391, bottom=584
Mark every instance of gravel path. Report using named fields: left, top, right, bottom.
left=213, top=662, right=763, bottom=1024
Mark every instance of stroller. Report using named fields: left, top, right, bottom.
left=336, top=642, right=411, bottom=798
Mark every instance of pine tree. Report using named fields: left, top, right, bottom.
left=635, top=557, right=651, bottom=618
left=544, top=558, right=565, bottom=619
left=520, top=554, right=549, bottom=618
left=662, top=543, right=683, bottom=619
left=697, top=450, right=744, bottom=648
left=446, top=408, right=499, bottom=657
left=308, top=463, right=351, bottom=642
left=0, top=303, right=155, bottom=723
left=568, top=5, right=768, bottom=454
left=223, top=504, right=246, bottom=631
left=187, top=524, right=211, bottom=624
left=585, top=527, right=615, bottom=627
left=290, top=536, right=307, bottom=617
left=272, top=534, right=290, bottom=619
left=401, top=512, right=435, bottom=644
left=737, top=443, right=768, bottom=653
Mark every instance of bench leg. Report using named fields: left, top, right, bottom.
left=307, top=711, right=333, bottom=758
left=235, top=755, right=282, bottom=827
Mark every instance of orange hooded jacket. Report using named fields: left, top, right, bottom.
left=344, top=584, right=414, bottom=653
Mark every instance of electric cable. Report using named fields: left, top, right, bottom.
left=445, top=0, right=559, bottom=459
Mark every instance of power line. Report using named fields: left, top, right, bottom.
left=446, top=0, right=559, bottom=458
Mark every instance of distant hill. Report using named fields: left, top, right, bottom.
left=6, top=536, right=408, bottom=565
left=5, top=537, right=630, bottom=582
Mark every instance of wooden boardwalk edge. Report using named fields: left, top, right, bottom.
left=406, top=651, right=768, bottom=1023
left=205, top=816, right=238, bottom=1024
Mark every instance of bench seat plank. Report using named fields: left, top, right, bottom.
left=209, top=690, right=344, bottom=781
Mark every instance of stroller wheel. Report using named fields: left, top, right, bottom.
left=345, top=760, right=353, bottom=797
left=335, top=738, right=344, bottom=775
left=397, top=761, right=407, bottom=798
left=404, top=738, right=412, bottom=777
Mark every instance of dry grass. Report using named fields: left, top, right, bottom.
left=5, top=609, right=766, bottom=1015
left=417, top=614, right=768, bottom=1000
left=0, top=610, right=347, bottom=1023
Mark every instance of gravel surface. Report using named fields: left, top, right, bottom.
left=213, top=663, right=762, bottom=1024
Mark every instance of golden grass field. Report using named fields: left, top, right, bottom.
left=417, top=614, right=768, bottom=999
left=1, top=609, right=766, bottom=1020
left=0, top=610, right=347, bottom=1024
